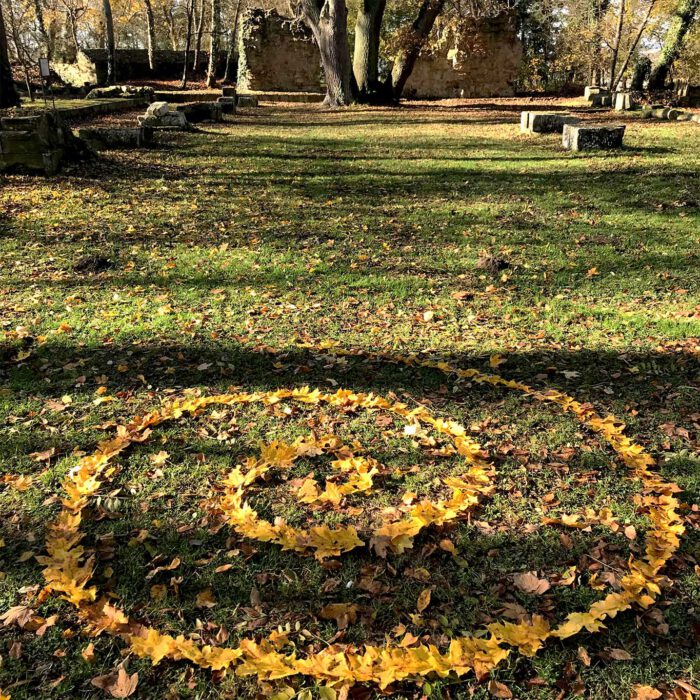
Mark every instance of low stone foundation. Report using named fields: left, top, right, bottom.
left=77, top=126, right=153, bottom=150
left=0, top=113, right=89, bottom=175
left=175, top=102, right=223, bottom=123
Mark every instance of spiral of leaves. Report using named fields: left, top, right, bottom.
left=35, top=344, right=684, bottom=692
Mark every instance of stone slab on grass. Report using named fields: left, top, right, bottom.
left=175, top=101, right=223, bottom=123
left=237, top=94, right=259, bottom=108
left=521, top=111, right=579, bottom=134
left=563, top=123, right=625, bottom=151
left=77, top=126, right=153, bottom=150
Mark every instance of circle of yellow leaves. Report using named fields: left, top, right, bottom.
left=37, top=344, right=684, bottom=692
left=219, top=399, right=493, bottom=561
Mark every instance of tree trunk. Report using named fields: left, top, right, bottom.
left=102, top=0, right=116, bottom=84
left=193, top=0, right=204, bottom=70
left=301, top=0, right=354, bottom=107
left=164, top=7, right=178, bottom=50
left=34, top=0, right=52, bottom=58
left=180, top=0, right=194, bottom=87
left=648, top=0, right=699, bottom=89
left=206, top=0, right=221, bottom=87
left=0, top=0, right=20, bottom=107
left=6, top=1, right=34, bottom=100
left=144, top=0, right=156, bottom=70
left=612, top=0, right=656, bottom=90
left=608, top=0, right=626, bottom=89
left=222, top=0, right=242, bottom=82
left=389, top=0, right=446, bottom=100
left=353, top=0, right=386, bottom=97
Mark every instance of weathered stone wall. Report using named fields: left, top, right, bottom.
left=404, top=12, right=522, bottom=99
left=236, top=9, right=322, bottom=93
left=53, top=49, right=228, bottom=87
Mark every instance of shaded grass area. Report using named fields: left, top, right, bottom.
left=0, top=101, right=699, bottom=699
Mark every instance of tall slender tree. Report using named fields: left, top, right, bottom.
left=102, top=0, right=116, bottom=84
left=648, top=0, right=699, bottom=88
left=143, top=0, right=156, bottom=70
left=608, top=0, right=626, bottom=88
left=206, top=0, right=221, bottom=86
left=389, top=0, right=446, bottom=99
left=181, top=0, right=195, bottom=87
left=0, top=0, right=20, bottom=107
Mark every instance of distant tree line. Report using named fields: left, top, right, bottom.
left=1, top=0, right=698, bottom=107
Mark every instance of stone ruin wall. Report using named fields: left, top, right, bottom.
left=405, top=13, right=523, bottom=99
left=237, top=9, right=322, bottom=93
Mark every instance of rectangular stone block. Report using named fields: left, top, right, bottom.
left=614, top=92, right=634, bottom=111
left=222, top=86, right=237, bottom=97
left=584, top=86, right=609, bottom=101
left=217, top=97, right=237, bottom=114
left=175, top=102, right=223, bottom=123
left=590, top=94, right=613, bottom=107
left=562, top=123, right=625, bottom=151
left=521, top=111, right=578, bottom=134
left=237, top=94, right=259, bottom=108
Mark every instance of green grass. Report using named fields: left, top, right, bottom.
left=0, top=101, right=699, bottom=699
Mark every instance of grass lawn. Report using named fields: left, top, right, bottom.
left=0, top=101, right=699, bottom=699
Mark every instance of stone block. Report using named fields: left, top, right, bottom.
left=614, top=92, right=634, bottom=111
left=651, top=107, right=670, bottom=119
left=146, top=101, right=170, bottom=117
left=640, top=106, right=653, bottom=118
left=521, top=111, right=578, bottom=134
left=237, top=94, right=259, bottom=108
left=675, top=112, right=693, bottom=121
left=584, top=86, right=609, bottom=100
left=217, top=97, right=237, bottom=114
left=222, top=86, right=237, bottom=98
left=590, top=94, right=613, bottom=107
left=175, top=102, right=223, bottom=123
left=562, top=123, right=625, bottom=151
left=692, top=114, right=700, bottom=124
left=77, top=126, right=152, bottom=150
left=138, top=111, right=189, bottom=129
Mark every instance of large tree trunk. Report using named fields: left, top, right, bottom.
left=608, top=0, right=626, bottom=90
left=0, top=0, right=20, bottom=107
left=206, top=0, right=221, bottom=87
left=143, top=0, right=156, bottom=71
left=102, top=0, right=116, bottom=84
left=389, top=0, right=446, bottom=100
left=301, top=0, right=354, bottom=107
left=353, top=0, right=386, bottom=97
left=612, top=0, right=656, bottom=90
left=648, top=0, right=699, bottom=89
left=180, top=0, right=194, bottom=87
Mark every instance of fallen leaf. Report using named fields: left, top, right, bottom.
left=91, top=667, right=138, bottom=698
left=513, top=571, right=551, bottom=595
left=488, top=679, right=513, bottom=698
left=416, top=587, right=432, bottom=613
